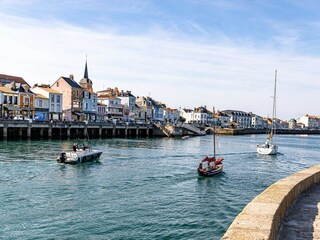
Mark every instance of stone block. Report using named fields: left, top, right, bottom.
left=221, top=228, right=271, bottom=240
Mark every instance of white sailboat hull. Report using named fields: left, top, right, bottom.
left=257, top=144, right=278, bottom=155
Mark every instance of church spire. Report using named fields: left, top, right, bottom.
left=84, top=54, right=89, bottom=79
left=79, top=55, right=93, bottom=91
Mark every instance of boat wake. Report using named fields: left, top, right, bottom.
left=220, top=151, right=257, bottom=156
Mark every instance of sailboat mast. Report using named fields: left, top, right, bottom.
left=272, top=70, right=277, bottom=136
left=213, top=107, right=216, bottom=158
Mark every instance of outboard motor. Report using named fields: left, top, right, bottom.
left=57, top=152, right=67, bottom=163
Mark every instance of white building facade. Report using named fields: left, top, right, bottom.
left=179, top=107, right=208, bottom=125
left=32, top=86, right=63, bottom=120
left=97, top=95, right=123, bottom=119
left=221, top=110, right=252, bottom=128
left=298, top=114, right=320, bottom=129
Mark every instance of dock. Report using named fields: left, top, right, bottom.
left=0, top=120, right=153, bottom=140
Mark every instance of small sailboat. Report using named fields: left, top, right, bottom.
left=257, top=70, right=278, bottom=155
left=197, top=107, right=224, bottom=177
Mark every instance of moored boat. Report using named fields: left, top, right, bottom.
left=57, top=144, right=102, bottom=164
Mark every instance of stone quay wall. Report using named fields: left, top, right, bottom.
left=222, top=165, right=320, bottom=240
left=217, top=128, right=320, bottom=135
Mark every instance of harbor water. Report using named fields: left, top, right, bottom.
left=1, top=134, right=319, bottom=239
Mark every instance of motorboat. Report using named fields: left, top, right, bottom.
left=57, top=144, right=102, bottom=164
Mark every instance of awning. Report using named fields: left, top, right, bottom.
left=73, top=112, right=86, bottom=116
left=5, top=105, right=20, bottom=111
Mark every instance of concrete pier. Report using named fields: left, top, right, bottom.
left=278, top=183, right=320, bottom=239
left=0, top=120, right=152, bottom=140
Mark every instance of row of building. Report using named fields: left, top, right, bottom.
left=180, top=108, right=320, bottom=130
left=0, top=61, right=319, bottom=129
left=0, top=61, right=180, bottom=123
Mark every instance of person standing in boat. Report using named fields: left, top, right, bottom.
left=73, top=143, right=77, bottom=152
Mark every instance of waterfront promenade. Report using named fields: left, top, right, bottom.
left=222, top=165, right=320, bottom=240
left=278, top=183, right=320, bottom=240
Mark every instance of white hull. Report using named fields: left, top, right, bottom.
left=257, top=144, right=278, bottom=155
left=57, top=149, right=103, bottom=164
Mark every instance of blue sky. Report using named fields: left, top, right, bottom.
left=1, top=0, right=320, bottom=119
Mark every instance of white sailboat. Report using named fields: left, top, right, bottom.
left=257, top=70, right=278, bottom=155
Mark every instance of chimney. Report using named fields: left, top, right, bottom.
left=69, top=74, right=74, bottom=80
left=10, top=81, right=16, bottom=90
left=115, top=87, right=119, bottom=97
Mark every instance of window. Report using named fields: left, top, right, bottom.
left=56, top=95, right=61, bottom=103
left=51, top=103, right=54, bottom=111
left=24, top=97, right=30, bottom=107
left=51, top=94, right=54, bottom=102
left=14, top=96, right=17, bottom=105
left=57, top=82, right=59, bottom=87
left=73, top=101, right=79, bottom=108
left=4, top=95, right=7, bottom=104
left=8, top=96, right=12, bottom=104
left=39, top=100, right=43, bottom=108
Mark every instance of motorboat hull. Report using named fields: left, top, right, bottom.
left=57, top=150, right=103, bottom=164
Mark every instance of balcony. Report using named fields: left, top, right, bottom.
left=108, top=104, right=122, bottom=108
left=107, top=111, right=123, bottom=115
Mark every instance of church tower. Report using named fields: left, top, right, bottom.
left=79, top=58, right=93, bottom=91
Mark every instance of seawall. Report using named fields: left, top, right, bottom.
left=217, top=128, right=320, bottom=135
left=222, top=165, right=320, bottom=240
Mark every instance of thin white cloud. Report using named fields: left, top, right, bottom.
left=0, top=14, right=319, bottom=119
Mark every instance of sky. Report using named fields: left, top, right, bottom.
left=1, top=0, right=320, bottom=120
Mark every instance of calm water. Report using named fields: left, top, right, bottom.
left=0, top=134, right=319, bottom=239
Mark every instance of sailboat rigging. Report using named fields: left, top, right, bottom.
left=197, top=107, right=224, bottom=177
left=256, top=70, right=279, bottom=155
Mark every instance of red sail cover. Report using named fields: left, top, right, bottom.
left=201, top=156, right=224, bottom=164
